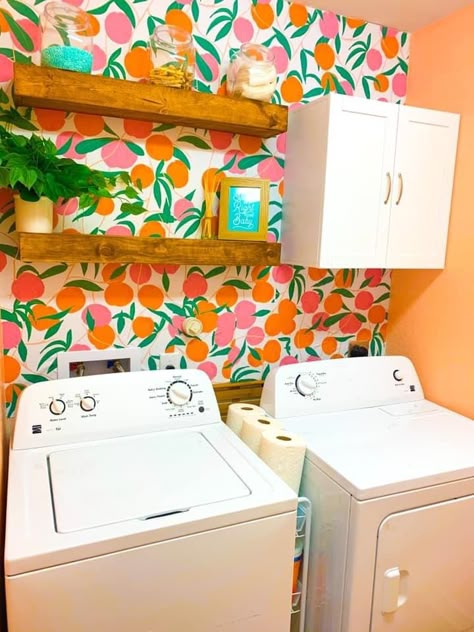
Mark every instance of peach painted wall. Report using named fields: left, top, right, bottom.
left=386, top=5, right=474, bottom=418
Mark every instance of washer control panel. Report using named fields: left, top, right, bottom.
left=260, top=356, right=423, bottom=418
left=13, top=369, right=220, bottom=450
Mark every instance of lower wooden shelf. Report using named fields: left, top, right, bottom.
left=17, top=233, right=281, bottom=266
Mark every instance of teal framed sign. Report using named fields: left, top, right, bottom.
left=218, top=177, right=269, bottom=241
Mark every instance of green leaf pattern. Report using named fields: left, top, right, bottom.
left=0, top=0, right=408, bottom=415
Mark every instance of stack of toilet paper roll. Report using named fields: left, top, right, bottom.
left=226, top=403, right=306, bottom=493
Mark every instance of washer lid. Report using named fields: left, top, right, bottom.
left=49, top=431, right=250, bottom=533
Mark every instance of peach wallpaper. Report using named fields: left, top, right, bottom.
left=0, top=0, right=409, bottom=417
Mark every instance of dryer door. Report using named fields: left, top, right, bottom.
left=371, top=495, right=474, bottom=632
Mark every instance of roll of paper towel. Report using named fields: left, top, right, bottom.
left=259, top=431, right=306, bottom=493
left=240, top=414, right=282, bottom=453
left=226, top=403, right=265, bottom=435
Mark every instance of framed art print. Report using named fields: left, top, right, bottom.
left=218, top=177, right=270, bottom=241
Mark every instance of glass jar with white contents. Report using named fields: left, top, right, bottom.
left=40, top=1, right=93, bottom=73
left=227, top=43, right=277, bottom=102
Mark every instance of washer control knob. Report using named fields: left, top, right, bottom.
left=168, top=381, right=192, bottom=406
left=49, top=399, right=66, bottom=416
left=393, top=370, right=403, bottom=382
left=295, top=374, right=317, bottom=396
left=80, top=396, right=96, bottom=412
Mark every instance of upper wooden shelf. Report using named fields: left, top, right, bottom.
left=13, top=63, right=288, bottom=138
left=17, top=233, right=281, bottom=266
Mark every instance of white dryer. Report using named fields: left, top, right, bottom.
left=5, top=368, right=297, bottom=632
left=260, top=355, right=474, bottom=632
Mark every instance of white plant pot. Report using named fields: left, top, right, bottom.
left=14, top=195, right=54, bottom=233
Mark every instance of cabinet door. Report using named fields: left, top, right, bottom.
left=370, top=496, right=474, bottom=632
left=320, top=96, right=398, bottom=268
left=386, top=107, right=459, bottom=268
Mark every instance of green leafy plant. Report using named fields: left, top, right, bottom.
left=0, top=126, right=146, bottom=214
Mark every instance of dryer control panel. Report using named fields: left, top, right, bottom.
left=260, top=355, right=423, bottom=418
left=12, top=369, right=221, bottom=450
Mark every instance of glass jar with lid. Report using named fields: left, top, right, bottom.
left=227, top=43, right=277, bottom=102
left=40, top=1, right=93, bottom=73
left=149, top=25, right=195, bottom=90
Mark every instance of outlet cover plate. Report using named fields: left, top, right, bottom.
left=159, top=352, right=180, bottom=370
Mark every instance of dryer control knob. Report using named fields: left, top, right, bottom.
left=168, top=381, right=192, bottom=406
left=80, top=396, right=96, bottom=412
left=49, top=399, right=66, bottom=416
left=295, top=374, right=317, bottom=397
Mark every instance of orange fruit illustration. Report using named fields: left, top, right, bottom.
left=381, top=36, right=399, bottom=59
left=96, top=197, right=115, bottom=216
left=125, top=46, right=152, bottom=79
left=146, top=134, right=173, bottom=161
left=216, top=285, right=238, bottom=307
left=131, top=164, right=154, bottom=189
left=314, top=42, right=335, bottom=70
left=187, top=339, right=208, bottom=362
left=368, top=304, right=386, bottom=324
left=166, top=161, right=189, bottom=188
left=138, top=284, right=164, bottom=310
left=104, top=282, right=134, bottom=307
left=289, top=3, right=308, bottom=27
left=30, top=305, right=59, bottom=331
left=374, top=74, right=389, bottom=92
left=323, top=293, right=343, bottom=314
left=56, top=287, right=86, bottom=313
left=252, top=281, right=274, bottom=303
left=74, top=114, right=104, bottom=137
left=294, top=328, right=314, bottom=349
left=3, top=356, right=21, bottom=383
left=132, top=316, right=155, bottom=339
left=281, top=76, right=303, bottom=103
left=321, top=336, right=337, bottom=355
left=251, top=3, right=275, bottom=29
left=262, top=340, right=281, bottom=363
left=165, top=9, right=192, bottom=33
left=88, top=325, right=115, bottom=349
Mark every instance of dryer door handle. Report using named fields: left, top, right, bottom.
left=382, top=567, right=400, bottom=614
left=381, top=567, right=408, bottom=615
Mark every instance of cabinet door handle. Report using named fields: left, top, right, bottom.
left=384, top=172, right=392, bottom=205
left=396, top=173, right=404, bottom=205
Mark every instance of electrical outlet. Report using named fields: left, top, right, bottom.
left=159, top=351, right=180, bottom=370
left=57, top=348, right=141, bottom=379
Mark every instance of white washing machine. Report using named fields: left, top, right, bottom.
left=5, top=368, right=297, bottom=632
left=260, top=355, right=474, bottom=632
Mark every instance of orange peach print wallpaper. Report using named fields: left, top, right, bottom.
left=0, top=0, right=409, bottom=417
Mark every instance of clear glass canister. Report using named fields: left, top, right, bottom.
left=227, top=43, right=277, bottom=102
left=40, top=2, right=93, bottom=73
left=149, top=25, right=194, bottom=90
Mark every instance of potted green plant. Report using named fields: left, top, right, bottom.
left=0, top=126, right=145, bottom=233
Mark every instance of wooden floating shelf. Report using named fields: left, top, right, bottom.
left=13, top=63, right=288, bottom=138
left=18, top=233, right=281, bottom=266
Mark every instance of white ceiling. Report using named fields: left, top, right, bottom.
left=298, top=0, right=473, bottom=32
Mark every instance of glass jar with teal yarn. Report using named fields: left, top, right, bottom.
left=40, top=2, right=93, bottom=74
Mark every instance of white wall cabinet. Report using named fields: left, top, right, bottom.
left=282, top=94, right=459, bottom=269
